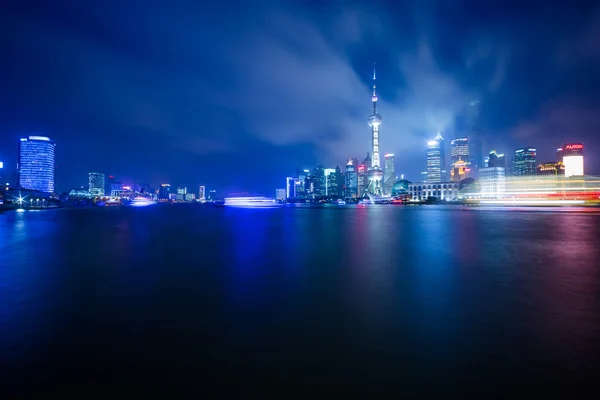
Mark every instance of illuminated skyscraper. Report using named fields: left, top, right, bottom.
left=324, top=168, right=337, bottom=196
left=357, top=163, right=367, bottom=197
left=159, top=184, right=171, bottom=200
left=345, top=158, right=358, bottom=198
left=18, top=135, right=56, bottom=193
left=512, top=147, right=537, bottom=176
left=88, top=172, right=105, bottom=196
left=286, top=177, right=296, bottom=199
left=199, top=185, right=206, bottom=201
left=427, top=133, right=445, bottom=183
left=450, top=137, right=470, bottom=169
left=367, top=65, right=384, bottom=195
left=383, top=154, right=395, bottom=195
left=487, top=150, right=505, bottom=168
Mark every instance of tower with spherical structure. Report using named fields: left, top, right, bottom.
left=367, top=65, right=384, bottom=196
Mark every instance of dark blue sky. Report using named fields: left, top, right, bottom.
left=1, top=0, right=599, bottom=193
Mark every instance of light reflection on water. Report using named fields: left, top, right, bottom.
left=1, top=205, right=599, bottom=395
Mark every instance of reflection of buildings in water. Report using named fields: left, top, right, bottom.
left=531, top=211, right=599, bottom=354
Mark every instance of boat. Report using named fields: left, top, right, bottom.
left=224, top=196, right=280, bottom=207
left=105, top=198, right=122, bottom=207
left=129, top=196, right=156, bottom=207
left=337, top=199, right=346, bottom=205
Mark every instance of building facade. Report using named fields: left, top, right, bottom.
left=512, top=147, right=537, bottom=176
left=383, top=153, right=395, bottom=195
left=158, top=184, right=171, bottom=200
left=344, top=159, right=358, bottom=198
left=408, top=182, right=460, bottom=201
left=286, top=177, right=296, bottom=199
left=450, top=137, right=470, bottom=169
left=18, top=135, right=56, bottom=193
left=275, top=188, right=286, bottom=201
left=487, top=150, right=505, bottom=168
left=537, top=162, right=565, bottom=176
left=561, top=143, right=584, bottom=178
left=199, top=185, right=206, bottom=201
left=478, top=167, right=506, bottom=198
left=88, top=172, right=105, bottom=196
left=427, top=133, right=445, bottom=183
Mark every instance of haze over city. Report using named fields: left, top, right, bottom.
left=1, top=0, right=599, bottom=193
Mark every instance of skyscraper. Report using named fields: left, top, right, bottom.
left=512, top=147, right=537, bottom=176
left=286, top=177, right=296, bottom=199
left=159, top=184, right=171, bottom=200
left=18, top=135, right=56, bottom=193
left=199, top=185, right=206, bottom=201
left=367, top=65, right=384, bottom=195
left=487, top=150, right=505, bottom=168
left=384, top=153, right=395, bottom=195
left=467, top=100, right=483, bottom=176
left=88, top=172, right=105, bottom=196
left=324, top=168, right=337, bottom=196
left=344, top=158, right=358, bottom=198
left=427, top=133, right=445, bottom=183
left=450, top=137, right=470, bottom=169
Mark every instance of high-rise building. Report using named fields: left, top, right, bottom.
left=88, top=172, right=105, bottom=196
left=357, top=163, right=367, bottom=197
left=159, top=184, right=171, bottom=200
left=0, top=161, right=4, bottom=187
left=487, top=150, right=505, bottom=168
left=286, top=177, right=296, bottom=199
left=18, top=135, right=56, bottom=193
left=295, top=168, right=308, bottom=197
left=384, top=154, right=395, bottom=195
left=324, top=168, right=337, bottom=196
left=467, top=100, right=483, bottom=177
left=427, top=133, right=445, bottom=183
left=512, top=147, right=537, bottom=176
left=450, top=137, right=470, bottom=169
left=344, top=158, right=358, bottom=198
left=199, top=185, right=206, bottom=201
left=561, top=143, right=584, bottom=177
left=311, top=165, right=326, bottom=197
left=367, top=65, right=384, bottom=195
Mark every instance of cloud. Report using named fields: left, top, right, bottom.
left=3, top=0, right=599, bottom=186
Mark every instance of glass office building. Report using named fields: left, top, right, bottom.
left=19, top=136, right=56, bottom=193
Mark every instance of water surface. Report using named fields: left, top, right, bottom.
left=1, top=205, right=599, bottom=396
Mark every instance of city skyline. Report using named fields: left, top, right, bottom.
left=1, top=0, right=599, bottom=194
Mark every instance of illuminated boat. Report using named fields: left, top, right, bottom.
left=105, top=198, right=122, bottom=206
left=129, top=196, right=156, bottom=207
left=337, top=199, right=346, bottom=205
left=224, top=196, right=280, bottom=207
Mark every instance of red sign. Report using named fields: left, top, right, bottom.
left=358, top=165, right=365, bottom=171
left=564, top=143, right=583, bottom=151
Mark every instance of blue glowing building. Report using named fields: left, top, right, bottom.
left=18, top=136, right=56, bottom=193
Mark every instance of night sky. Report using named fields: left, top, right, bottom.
left=1, top=0, right=599, bottom=194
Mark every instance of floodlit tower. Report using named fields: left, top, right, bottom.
left=367, top=64, right=384, bottom=196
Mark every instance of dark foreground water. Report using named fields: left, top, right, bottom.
left=1, top=204, right=599, bottom=397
